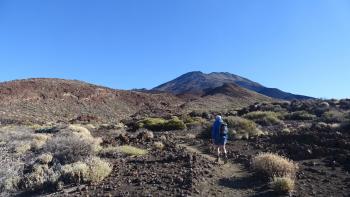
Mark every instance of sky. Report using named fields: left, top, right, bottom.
left=0, top=0, right=349, bottom=99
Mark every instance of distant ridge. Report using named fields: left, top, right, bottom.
left=153, top=71, right=312, bottom=100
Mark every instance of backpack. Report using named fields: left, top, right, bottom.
left=220, top=123, right=227, bottom=137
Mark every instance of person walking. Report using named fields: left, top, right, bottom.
left=211, top=115, right=228, bottom=163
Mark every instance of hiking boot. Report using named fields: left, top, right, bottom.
left=216, top=155, right=220, bottom=163
left=224, top=153, right=228, bottom=164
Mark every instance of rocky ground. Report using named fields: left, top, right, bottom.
left=2, top=99, right=350, bottom=197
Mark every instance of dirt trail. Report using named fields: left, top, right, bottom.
left=178, top=143, right=254, bottom=197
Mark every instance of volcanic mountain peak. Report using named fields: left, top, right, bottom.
left=153, top=71, right=312, bottom=100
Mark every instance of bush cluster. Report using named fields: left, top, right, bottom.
left=252, top=153, right=298, bottom=178
left=270, top=176, right=295, bottom=194
left=0, top=124, right=111, bottom=195
left=225, top=116, right=263, bottom=139
left=285, top=111, right=316, bottom=120
left=243, top=111, right=282, bottom=126
left=252, top=153, right=298, bottom=194
left=138, top=117, right=186, bottom=131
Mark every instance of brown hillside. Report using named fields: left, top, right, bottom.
left=0, top=78, right=184, bottom=123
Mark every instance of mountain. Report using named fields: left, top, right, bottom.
left=180, top=82, right=273, bottom=112
left=153, top=71, right=312, bottom=100
left=0, top=78, right=184, bottom=124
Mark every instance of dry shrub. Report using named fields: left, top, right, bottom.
left=136, top=129, right=154, bottom=140
left=67, top=124, right=92, bottom=138
left=19, top=164, right=60, bottom=192
left=43, top=132, right=102, bottom=164
left=185, top=133, right=196, bottom=139
left=270, top=176, right=295, bottom=194
left=252, top=153, right=298, bottom=178
left=281, top=128, right=291, bottom=134
left=153, top=141, right=165, bottom=150
left=0, top=175, right=21, bottom=193
left=36, top=153, right=53, bottom=164
left=31, top=134, right=50, bottom=150
left=116, top=145, right=148, bottom=156
left=62, top=157, right=112, bottom=184
left=13, top=143, right=31, bottom=154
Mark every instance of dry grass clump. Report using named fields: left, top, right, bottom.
left=19, top=164, right=61, bottom=192
left=1, top=175, right=21, bottom=193
left=62, top=157, right=112, bottom=184
left=99, top=146, right=119, bottom=157
left=153, top=141, right=165, bottom=150
left=84, top=157, right=112, bottom=183
left=61, top=161, right=89, bottom=184
left=36, top=153, right=53, bottom=164
left=67, top=124, right=93, bottom=138
left=281, top=128, right=291, bottom=134
left=116, top=145, right=148, bottom=156
left=243, top=111, right=283, bottom=126
left=13, top=143, right=32, bottom=154
left=270, top=176, right=295, bottom=194
left=252, top=153, right=298, bottom=178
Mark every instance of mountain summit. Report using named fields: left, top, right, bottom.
left=153, top=71, right=312, bottom=100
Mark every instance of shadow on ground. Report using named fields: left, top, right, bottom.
left=218, top=175, right=282, bottom=197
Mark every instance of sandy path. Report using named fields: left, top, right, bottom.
left=178, top=143, right=254, bottom=197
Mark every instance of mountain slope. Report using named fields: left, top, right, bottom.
left=153, top=71, right=312, bottom=100
left=181, top=82, right=273, bottom=112
left=0, top=78, right=184, bottom=123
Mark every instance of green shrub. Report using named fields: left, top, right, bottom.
left=138, top=118, right=167, bottom=131
left=197, top=122, right=213, bottom=139
left=116, top=145, right=148, bottom=156
left=243, top=111, right=282, bottom=126
left=286, top=111, right=316, bottom=120
left=138, top=117, right=186, bottom=131
left=225, top=116, right=263, bottom=138
left=164, top=117, right=186, bottom=130
left=321, top=110, right=347, bottom=123
left=182, top=116, right=206, bottom=129
left=340, top=119, right=350, bottom=132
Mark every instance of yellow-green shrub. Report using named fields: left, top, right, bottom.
left=116, top=145, right=148, bottom=156
left=138, top=117, right=186, bottom=131
left=286, top=111, right=316, bottom=120
left=225, top=116, right=263, bottom=138
left=153, top=141, right=165, bottom=150
left=243, top=111, right=282, bottom=126
left=62, top=157, right=111, bottom=184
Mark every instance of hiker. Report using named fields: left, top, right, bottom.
left=211, top=115, right=228, bottom=163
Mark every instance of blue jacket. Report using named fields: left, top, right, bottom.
left=211, top=119, right=222, bottom=140
left=212, top=120, right=228, bottom=140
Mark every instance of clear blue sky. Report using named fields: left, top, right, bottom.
left=0, top=0, right=349, bottom=99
